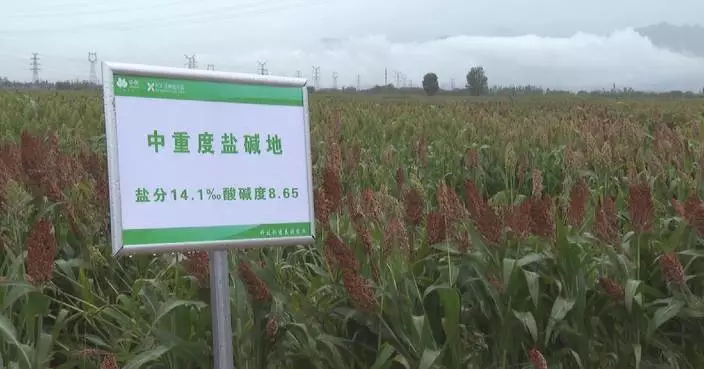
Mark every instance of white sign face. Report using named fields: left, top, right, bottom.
left=102, top=63, right=315, bottom=255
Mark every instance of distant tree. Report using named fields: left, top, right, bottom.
left=422, top=72, right=439, bottom=96
left=466, top=66, right=488, bottom=96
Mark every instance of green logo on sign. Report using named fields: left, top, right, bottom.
left=115, top=77, right=140, bottom=90
left=116, top=77, right=128, bottom=89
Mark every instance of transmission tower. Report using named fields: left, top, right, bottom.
left=312, top=66, right=320, bottom=89
left=88, top=52, right=98, bottom=84
left=257, top=61, right=268, bottom=75
left=356, top=74, right=360, bottom=90
left=332, top=72, right=338, bottom=89
left=184, top=54, right=198, bottom=69
left=295, top=70, right=302, bottom=78
left=450, top=78, right=456, bottom=90
left=206, top=64, right=215, bottom=71
left=30, top=53, right=40, bottom=83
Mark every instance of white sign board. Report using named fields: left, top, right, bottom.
left=101, top=62, right=315, bottom=255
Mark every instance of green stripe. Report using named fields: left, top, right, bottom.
left=113, top=74, right=303, bottom=106
left=122, top=222, right=312, bottom=245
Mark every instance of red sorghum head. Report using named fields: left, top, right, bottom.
left=436, top=181, right=467, bottom=222
left=325, top=233, right=360, bottom=273
left=567, top=178, right=589, bottom=227
left=25, top=217, right=57, bottom=285
left=322, top=165, right=342, bottom=212
left=314, top=187, right=332, bottom=228
left=594, top=196, right=619, bottom=245
left=237, top=260, right=272, bottom=303
left=659, top=251, right=685, bottom=287
left=342, top=269, right=378, bottom=314
left=502, top=200, right=532, bottom=240
left=99, top=353, right=118, bottom=369
left=598, top=277, right=624, bottom=301
left=529, top=195, right=555, bottom=241
left=265, top=317, right=279, bottom=343
left=464, top=179, right=501, bottom=246
left=382, top=217, right=409, bottom=258
left=183, top=251, right=209, bottom=286
left=404, top=186, right=425, bottom=227
left=361, top=188, right=381, bottom=220
left=426, top=211, right=447, bottom=245
left=528, top=347, right=547, bottom=369
left=351, top=212, right=373, bottom=255
left=627, top=182, right=654, bottom=233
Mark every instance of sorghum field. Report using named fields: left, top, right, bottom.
left=1, top=90, right=704, bottom=369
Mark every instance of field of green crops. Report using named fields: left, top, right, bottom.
left=2, top=90, right=704, bottom=369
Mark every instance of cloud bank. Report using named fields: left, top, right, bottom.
left=6, top=28, right=704, bottom=92
left=200, top=28, right=704, bottom=92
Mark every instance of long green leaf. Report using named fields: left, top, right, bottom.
left=624, top=279, right=642, bottom=314
left=152, top=299, right=207, bottom=328
left=648, top=299, right=684, bottom=338
left=513, top=310, right=538, bottom=343
left=370, top=343, right=396, bottom=369
left=0, top=313, right=31, bottom=367
left=545, top=297, right=575, bottom=345
left=122, top=345, right=172, bottom=369
left=418, top=349, right=441, bottom=369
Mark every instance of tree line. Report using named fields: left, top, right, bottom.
left=420, top=66, right=704, bottom=98
left=422, top=66, right=488, bottom=97
left=3, top=73, right=703, bottom=98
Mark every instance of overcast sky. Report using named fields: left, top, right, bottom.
left=2, top=0, right=704, bottom=91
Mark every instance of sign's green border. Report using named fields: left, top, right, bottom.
left=122, top=222, right=312, bottom=245
left=113, top=74, right=304, bottom=106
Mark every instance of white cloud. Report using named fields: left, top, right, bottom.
left=3, top=28, right=704, bottom=91
left=206, top=28, right=704, bottom=91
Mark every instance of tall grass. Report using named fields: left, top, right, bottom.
left=1, top=90, right=704, bottom=368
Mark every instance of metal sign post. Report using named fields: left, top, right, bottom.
left=101, top=62, right=315, bottom=369
left=209, top=250, right=234, bottom=369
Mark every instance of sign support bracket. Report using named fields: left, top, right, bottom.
left=209, top=249, right=235, bottom=369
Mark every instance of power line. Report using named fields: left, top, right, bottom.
left=30, top=53, right=40, bottom=83
left=312, top=65, right=320, bottom=89
left=257, top=61, right=268, bottom=75
left=88, top=52, right=98, bottom=84
left=184, top=54, right=197, bottom=69
left=391, top=71, right=407, bottom=88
